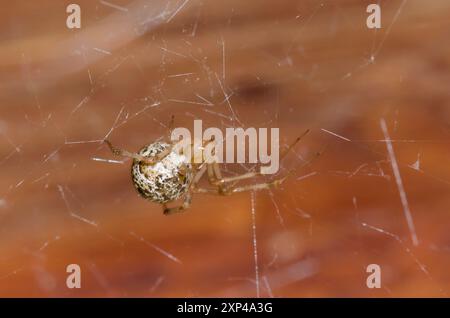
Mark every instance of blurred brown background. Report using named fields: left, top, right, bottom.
left=0, top=0, right=450, bottom=297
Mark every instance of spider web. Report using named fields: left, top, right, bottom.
left=0, top=0, right=449, bottom=297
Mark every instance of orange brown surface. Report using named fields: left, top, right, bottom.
left=0, top=0, right=449, bottom=297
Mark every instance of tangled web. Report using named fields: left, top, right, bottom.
left=0, top=0, right=449, bottom=296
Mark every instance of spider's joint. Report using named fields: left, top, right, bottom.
left=104, top=139, right=121, bottom=155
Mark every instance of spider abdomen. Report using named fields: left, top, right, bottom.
left=131, top=142, right=193, bottom=203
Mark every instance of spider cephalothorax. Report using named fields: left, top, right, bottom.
left=131, top=142, right=193, bottom=203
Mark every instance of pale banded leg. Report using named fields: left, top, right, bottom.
left=209, top=129, right=310, bottom=186
left=210, top=161, right=286, bottom=195
left=200, top=130, right=312, bottom=195
left=104, top=140, right=173, bottom=164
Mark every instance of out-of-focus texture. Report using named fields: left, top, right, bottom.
left=0, top=0, right=450, bottom=297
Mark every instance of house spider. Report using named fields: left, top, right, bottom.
left=104, top=117, right=310, bottom=215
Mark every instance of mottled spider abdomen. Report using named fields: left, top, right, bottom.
left=131, top=142, right=193, bottom=203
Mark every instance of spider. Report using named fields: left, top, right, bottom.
left=104, top=117, right=310, bottom=215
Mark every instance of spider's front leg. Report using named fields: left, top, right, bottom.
left=104, top=140, right=171, bottom=164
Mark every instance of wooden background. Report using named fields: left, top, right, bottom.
left=0, top=0, right=449, bottom=297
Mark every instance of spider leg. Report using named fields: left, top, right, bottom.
left=206, top=130, right=311, bottom=186
left=219, top=161, right=284, bottom=193
left=186, top=163, right=226, bottom=194
left=214, top=170, right=259, bottom=184
left=192, top=187, right=222, bottom=194
left=194, top=162, right=286, bottom=195
left=229, top=177, right=286, bottom=193
left=166, top=115, right=175, bottom=141
left=207, top=161, right=267, bottom=189
left=214, top=149, right=320, bottom=195
left=104, top=140, right=172, bottom=164
left=104, top=140, right=152, bottom=163
left=162, top=192, right=192, bottom=215
left=161, top=164, right=208, bottom=215
left=169, top=136, right=215, bottom=163
left=191, top=164, right=207, bottom=187
left=200, top=129, right=312, bottom=195
left=206, top=164, right=215, bottom=182
left=206, top=162, right=230, bottom=194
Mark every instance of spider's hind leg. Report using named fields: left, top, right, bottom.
left=207, top=161, right=287, bottom=195
left=229, top=177, right=286, bottom=193
left=166, top=115, right=175, bottom=141
left=208, top=129, right=311, bottom=186
left=200, top=130, right=313, bottom=195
